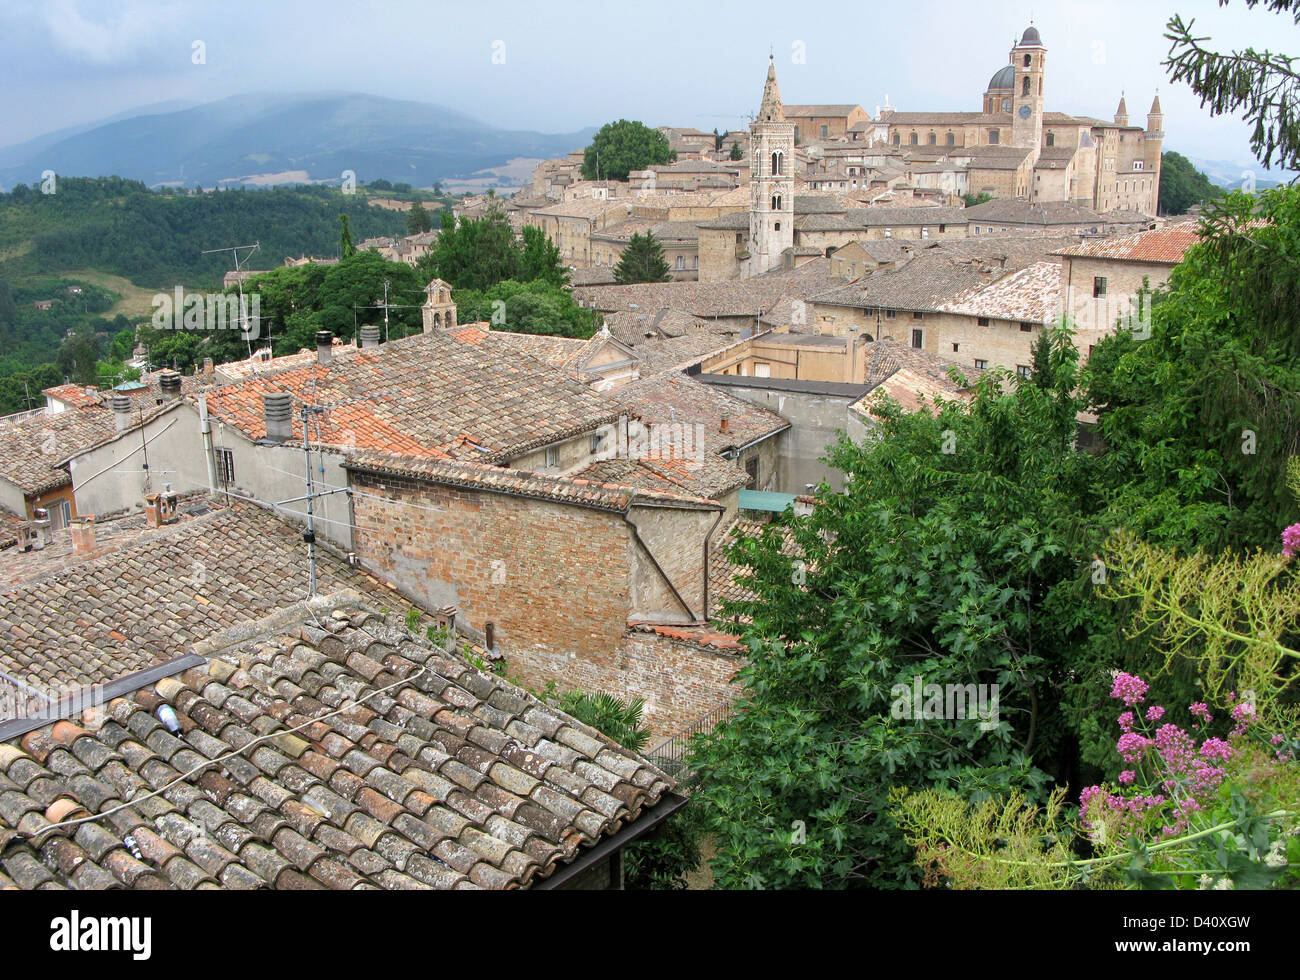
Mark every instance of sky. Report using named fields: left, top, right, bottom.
left=0, top=0, right=1295, bottom=172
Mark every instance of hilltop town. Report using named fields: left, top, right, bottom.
left=1, top=11, right=1296, bottom=903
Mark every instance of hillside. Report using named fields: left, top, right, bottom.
left=0, top=92, right=594, bottom=191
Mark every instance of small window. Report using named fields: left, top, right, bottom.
left=589, top=433, right=602, bottom=454
left=921, top=227, right=930, bottom=239
left=676, top=256, right=684, bottom=270
left=952, top=343, right=960, bottom=352
left=913, top=312, right=924, bottom=320
left=774, top=221, right=781, bottom=231
left=1020, top=322, right=1033, bottom=332
left=820, top=125, right=828, bottom=139
left=1134, top=161, right=1144, bottom=171
left=1022, top=76, right=1031, bottom=96
left=911, top=328, right=924, bottom=349
left=910, top=133, right=919, bottom=146
left=1023, top=54, right=1032, bottom=68
left=1016, top=364, right=1031, bottom=379
left=946, top=133, right=955, bottom=147
left=939, top=224, right=946, bottom=233
left=929, top=133, right=937, bottom=145
left=755, top=362, right=771, bottom=378
left=974, top=359, right=989, bottom=370
left=1093, top=276, right=1108, bottom=298
left=989, top=130, right=1000, bottom=145
left=885, top=310, right=896, bottom=319
left=1046, top=132, right=1055, bottom=147
left=545, top=446, right=560, bottom=468
left=215, top=447, right=235, bottom=485
left=977, top=316, right=990, bottom=327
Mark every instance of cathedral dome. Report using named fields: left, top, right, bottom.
left=1020, top=25, right=1042, bottom=45
left=987, top=64, right=1015, bottom=90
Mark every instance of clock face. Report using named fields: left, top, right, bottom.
left=1019, top=104, right=1033, bottom=119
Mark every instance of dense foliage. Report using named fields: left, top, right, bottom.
left=613, top=231, right=671, bottom=284
left=1159, top=150, right=1222, bottom=214
left=581, top=120, right=676, bottom=181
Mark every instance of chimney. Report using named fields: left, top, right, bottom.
left=70, top=514, right=97, bottom=555
left=202, top=357, right=214, bottom=383
left=262, top=391, right=293, bottom=443
left=316, top=330, right=333, bottom=365
left=360, top=325, right=381, bottom=349
left=143, top=491, right=178, bottom=528
left=159, top=370, right=182, bottom=401
left=110, top=394, right=133, bottom=431
left=720, top=414, right=730, bottom=433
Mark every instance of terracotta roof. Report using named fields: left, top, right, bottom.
left=939, top=259, right=1063, bottom=323
left=965, top=199, right=1105, bottom=226
left=855, top=366, right=972, bottom=416
left=0, top=503, right=404, bottom=701
left=1052, top=226, right=1202, bottom=264
left=343, top=453, right=722, bottom=511
left=0, top=404, right=168, bottom=496
left=574, top=451, right=749, bottom=500
left=203, top=331, right=621, bottom=464
left=0, top=508, right=23, bottom=551
left=0, top=597, right=676, bottom=889
left=615, top=374, right=790, bottom=454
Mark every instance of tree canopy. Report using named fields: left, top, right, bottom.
left=1159, top=150, right=1222, bottom=214
left=613, top=231, right=672, bottom=284
left=581, top=120, right=676, bottom=181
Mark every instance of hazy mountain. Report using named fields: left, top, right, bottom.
left=0, top=92, right=594, bottom=190
left=1185, top=155, right=1296, bottom=191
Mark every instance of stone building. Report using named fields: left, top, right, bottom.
left=745, top=58, right=796, bottom=277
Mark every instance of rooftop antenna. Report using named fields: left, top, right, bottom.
left=202, top=242, right=261, bottom=358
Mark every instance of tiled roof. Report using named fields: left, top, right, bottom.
left=811, top=237, right=1077, bottom=313
left=343, top=453, right=722, bottom=511
left=939, top=259, right=1063, bottom=323
left=0, top=598, right=676, bottom=889
left=531, top=199, right=631, bottom=220
left=859, top=337, right=980, bottom=391
left=844, top=206, right=968, bottom=227
left=0, top=503, right=405, bottom=700
left=1052, top=226, right=1201, bottom=264
left=965, top=199, right=1104, bottom=226
left=615, top=373, right=790, bottom=454
left=203, top=331, right=621, bottom=464
left=0, top=407, right=136, bottom=496
left=214, top=342, right=362, bottom=382
left=855, top=366, right=972, bottom=416
left=0, top=508, right=23, bottom=551
left=443, top=325, right=591, bottom=370
left=783, top=104, right=865, bottom=117
left=574, top=451, right=749, bottom=500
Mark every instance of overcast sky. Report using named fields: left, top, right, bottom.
left=1, top=0, right=1295, bottom=171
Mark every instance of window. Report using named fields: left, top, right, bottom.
left=913, top=311, right=924, bottom=320
left=911, top=328, right=924, bottom=349
left=589, top=433, right=602, bottom=454
left=974, top=359, right=989, bottom=370
left=893, top=133, right=901, bottom=146
left=1020, top=322, right=1033, bottom=332
left=1022, top=76, right=1031, bottom=96
left=215, top=447, right=235, bottom=485
left=885, top=309, right=896, bottom=319
left=939, top=224, right=946, bottom=233
left=1016, top=364, right=1031, bottom=379
left=774, top=221, right=781, bottom=231
left=820, top=125, right=828, bottom=139
left=989, top=130, right=1000, bottom=145
left=545, top=446, right=560, bottom=469
left=977, top=316, right=990, bottom=327
left=929, top=133, right=937, bottom=145
left=952, top=343, right=960, bottom=352
left=1024, top=54, right=1032, bottom=68
left=771, top=151, right=783, bottom=175
left=921, top=227, right=930, bottom=239
left=884, top=228, right=892, bottom=238
left=946, top=132, right=955, bottom=147
left=1093, top=276, right=1108, bottom=298
left=1046, top=132, right=1055, bottom=147
left=1134, top=161, right=1144, bottom=171
left=910, top=133, right=918, bottom=145
left=675, top=255, right=684, bottom=270
left=49, top=499, right=71, bottom=530
left=755, top=362, right=771, bottom=378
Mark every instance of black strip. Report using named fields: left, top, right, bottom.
left=0, top=654, right=206, bottom=742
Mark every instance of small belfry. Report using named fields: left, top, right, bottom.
left=746, top=56, right=795, bottom=277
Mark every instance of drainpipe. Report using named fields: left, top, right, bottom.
left=197, top=392, right=217, bottom=492
left=701, top=506, right=725, bottom=621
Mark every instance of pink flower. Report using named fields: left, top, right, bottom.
left=1230, top=701, right=1255, bottom=723
left=1145, top=705, right=1165, bottom=722
left=1118, top=711, right=1136, bottom=732
left=1117, top=732, right=1152, bottom=763
left=1111, top=673, right=1149, bottom=706
left=1189, top=702, right=1212, bottom=723
left=1282, top=523, right=1300, bottom=558
left=1271, top=733, right=1285, bottom=747
left=1118, top=770, right=1136, bottom=785
left=1200, top=737, right=1232, bottom=762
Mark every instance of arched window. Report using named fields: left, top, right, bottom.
left=1023, top=54, right=1031, bottom=68
left=893, top=133, right=901, bottom=146
left=910, top=133, right=918, bottom=145
left=771, top=151, right=783, bottom=175
left=946, top=132, right=955, bottom=146
left=928, top=133, right=936, bottom=145
left=1022, top=76, right=1031, bottom=96
left=1046, top=132, right=1055, bottom=147
left=774, top=221, right=781, bottom=231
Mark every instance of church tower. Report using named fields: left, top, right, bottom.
left=1114, top=95, right=1129, bottom=128
left=746, top=57, right=795, bottom=277
left=1145, top=94, right=1165, bottom=214
left=1010, top=25, right=1046, bottom=165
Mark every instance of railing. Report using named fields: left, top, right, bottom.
left=645, top=701, right=736, bottom=781
left=0, top=407, right=44, bottom=428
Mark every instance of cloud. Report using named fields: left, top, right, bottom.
left=39, top=0, right=183, bottom=66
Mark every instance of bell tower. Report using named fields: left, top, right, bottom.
left=746, top=57, right=795, bottom=277
left=1010, top=25, right=1046, bottom=166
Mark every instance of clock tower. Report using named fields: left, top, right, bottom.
left=1010, top=25, right=1046, bottom=166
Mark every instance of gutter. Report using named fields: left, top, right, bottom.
left=531, top=791, right=689, bottom=890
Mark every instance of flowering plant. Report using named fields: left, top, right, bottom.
left=1077, top=673, right=1298, bottom=889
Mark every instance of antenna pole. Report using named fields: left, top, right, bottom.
left=301, top=405, right=318, bottom=597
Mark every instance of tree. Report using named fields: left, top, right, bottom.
left=453, top=280, right=597, bottom=338
left=963, top=192, right=994, bottom=208
left=690, top=349, right=1130, bottom=888
left=1165, top=0, right=1300, bottom=170
left=55, top=324, right=100, bottom=385
left=729, top=142, right=743, bottom=161
left=518, top=225, right=569, bottom=288
left=581, top=120, right=676, bottom=181
left=713, top=128, right=723, bottom=152
left=339, top=213, right=355, bottom=258
left=406, top=199, right=433, bottom=234
left=614, top=231, right=672, bottom=284
left=421, top=203, right=520, bottom=292
left=1159, top=151, right=1222, bottom=214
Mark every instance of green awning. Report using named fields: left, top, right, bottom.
left=738, top=490, right=798, bottom=513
